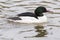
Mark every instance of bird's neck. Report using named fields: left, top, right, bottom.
left=35, top=13, right=43, bottom=17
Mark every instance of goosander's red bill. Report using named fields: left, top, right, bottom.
left=47, top=10, right=53, bottom=13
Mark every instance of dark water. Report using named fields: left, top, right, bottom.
left=0, top=0, right=60, bottom=40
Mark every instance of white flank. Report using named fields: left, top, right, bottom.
left=7, top=15, right=47, bottom=24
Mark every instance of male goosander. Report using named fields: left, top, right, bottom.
left=7, top=6, right=50, bottom=24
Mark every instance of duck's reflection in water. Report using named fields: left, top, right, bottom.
left=35, top=25, right=48, bottom=37
left=24, top=25, right=48, bottom=38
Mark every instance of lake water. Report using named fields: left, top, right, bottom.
left=0, top=0, right=60, bottom=40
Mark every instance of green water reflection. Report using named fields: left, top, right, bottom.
left=35, top=25, right=48, bottom=37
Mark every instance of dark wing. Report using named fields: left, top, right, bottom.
left=17, top=12, right=38, bottom=19
left=7, top=17, right=21, bottom=20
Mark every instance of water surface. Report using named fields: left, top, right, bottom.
left=0, top=0, right=60, bottom=40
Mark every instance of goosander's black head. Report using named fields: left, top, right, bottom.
left=35, top=6, right=48, bottom=16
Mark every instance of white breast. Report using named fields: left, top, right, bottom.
left=8, top=15, right=47, bottom=24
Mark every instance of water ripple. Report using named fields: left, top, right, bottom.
left=0, top=0, right=60, bottom=40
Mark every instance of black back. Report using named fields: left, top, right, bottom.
left=17, top=12, right=38, bottom=19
